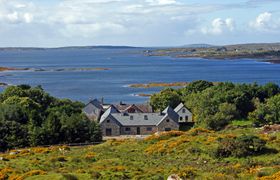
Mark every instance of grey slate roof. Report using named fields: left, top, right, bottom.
left=115, top=104, right=153, bottom=113
left=174, top=103, right=185, bottom=112
left=158, top=106, right=179, bottom=125
left=100, top=106, right=179, bottom=126
left=110, top=113, right=164, bottom=126
left=89, top=99, right=103, bottom=110
left=83, top=99, right=103, bottom=114
left=100, top=106, right=119, bottom=123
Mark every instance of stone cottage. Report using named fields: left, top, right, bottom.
left=83, top=99, right=193, bottom=136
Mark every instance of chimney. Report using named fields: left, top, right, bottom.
left=101, top=97, right=104, bottom=105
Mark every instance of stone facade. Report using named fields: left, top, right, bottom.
left=120, top=126, right=157, bottom=135
left=100, top=118, right=121, bottom=136
left=88, top=100, right=193, bottom=136
left=157, top=118, right=179, bottom=132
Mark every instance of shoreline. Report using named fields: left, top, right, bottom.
left=129, top=82, right=189, bottom=88
left=147, top=54, right=280, bottom=64
left=0, top=66, right=111, bottom=72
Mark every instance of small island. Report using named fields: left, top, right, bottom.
left=0, top=67, right=29, bottom=72
left=0, top=66, right=111, bottom=72
left=0, top=82, right=8, bottom=87
left=129, top=82, right=189, bottom=88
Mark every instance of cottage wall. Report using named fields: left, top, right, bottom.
left=100, top=118, right=121, bottom=136
left=83, top=103, right=102, bottom=122
left=177, top=107, right=193, bottom=122
left=120, top=126, right=157, bottom=135
left=157, top=118, right=179, bottom=131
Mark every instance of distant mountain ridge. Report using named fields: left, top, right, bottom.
left=1, top=43, right=280, bottom=51
left=0, top=45, right=140, bottom=51
left=181, top=44, right=215, bottom=48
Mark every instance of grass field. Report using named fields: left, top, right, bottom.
left=1, top=122, right=280, bottom=180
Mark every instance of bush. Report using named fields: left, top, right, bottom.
left=50, top=156, right=67, bottom=162
left=215, top=135, right=267, bottom=158
left=61, top=174, right=78, bottom=180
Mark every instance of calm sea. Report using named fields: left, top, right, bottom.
left=0, top=48, right=280, bottom=104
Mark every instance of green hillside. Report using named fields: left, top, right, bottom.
left=1, top=124, right=280, bottom=180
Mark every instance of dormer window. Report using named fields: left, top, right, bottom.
left=182, top=109, right=186, bottom=113
left=144, top=115, right=148, bottom=120
left=130, top=116, right=133, bottom=120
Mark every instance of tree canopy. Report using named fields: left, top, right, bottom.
left=150, top=80, right=280, bottom=130
left=0, top=85, right=101, bottom=152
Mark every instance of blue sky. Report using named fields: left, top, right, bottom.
left=0, top=0, right=280, bottom=47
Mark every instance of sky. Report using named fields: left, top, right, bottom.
left=0, top=0, right=280, bottom=47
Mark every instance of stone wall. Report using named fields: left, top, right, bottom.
left=100, top=118, right=121, bottom=136
left=120, top=126, right=157, bottom=135
left=157, top=118, right=179, bottom=132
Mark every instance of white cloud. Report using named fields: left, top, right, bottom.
left=249, top=12, right=280, bottom=32
left=0, top=0, right=34, bottom=24
left=1, top=0, right=279, bottom=46
left=201, top=18, right=235, bottom=35
left=146, top=0, right=177, bottom=5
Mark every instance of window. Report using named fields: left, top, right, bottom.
left=144, top=115, right=148, bottom=120
left=130, top=116, right=133, bottom=120
left=182, top=109, right=186, bottom=113
left=165, top=128, right=171, bottom=131
left=147, top=127, right=152, bottom=131
left=107, top=119, right=110, bottom=123
left=180, top=117, right=183, bottom=121
left=185, top=116, right=188, bottom=121
left=125, top=127, right=131, bottom=131
left=166, top=119, right=170, bottom=122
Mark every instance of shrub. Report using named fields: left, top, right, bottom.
left=32, top=147, right=50, bottom=154
left=188, top=128, right=214, bottom=136
left=145, top=131, right=185, bottom=141
left=145, top=136, right=190, bottom=155
left=91, top=171, right=101, bottom=179
left=18, top=170, right=47, bottom=179
left=173, top=166, right=197, bottom=179
left=258, top=170, right=280, bottom=180
left=215, top=135, right=267, bottom=158
left=50, top=156, right=67, bottom=162
left=84, top=152, right=97, bottom=162
left=61, top=174, right=78, bottom=180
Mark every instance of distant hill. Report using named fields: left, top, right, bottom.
left=181, top=44, right=215, bottom=48
left=0, top=45, right=139, bottom=51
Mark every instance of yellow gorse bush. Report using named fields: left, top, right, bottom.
left=258, top=170, right=280, bottom=180
left=188, top=128, right=214, bottom=136
left=145, top=130, right=185, bottom=141
left=175, top=166, right=197, bottom=179
left=145, top=136, right=190, bottom=155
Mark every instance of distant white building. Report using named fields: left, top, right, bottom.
left=174, top=103, right=193, bottom=123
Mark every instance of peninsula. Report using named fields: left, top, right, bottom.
left=146, top=43, right=280, bottom=63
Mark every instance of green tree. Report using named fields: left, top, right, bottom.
left=180, top=80, right=213, bottom=96
left=249, top=94, right=280, bottom=126
left=150, top=88, right=181, bottom=111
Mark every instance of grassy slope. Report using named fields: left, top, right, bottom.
left=1, top=123, right=280, bottom=180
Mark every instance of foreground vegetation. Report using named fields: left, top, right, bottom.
left=1, top=81, right=280, bottom=179
left=150, top=80, right=280, bottom=130
left=0, top=85, right=101, bottom=152
left=1, top=126, right=280, bottom=179
left=129, top=82, right=189, bottom=88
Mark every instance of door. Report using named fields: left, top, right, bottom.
left=137, top=127, right=140, bottom=135
left=106, top=128, right=112, bottom=136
